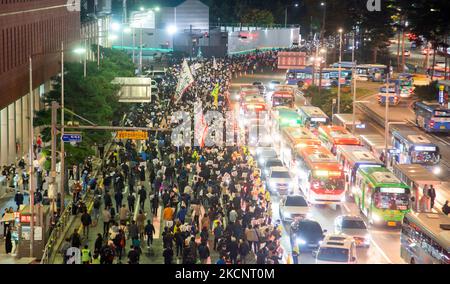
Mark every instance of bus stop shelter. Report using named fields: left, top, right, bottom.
left=393, top=164, right=442, bottom=212
left=111, top=77, right=153, bottom=103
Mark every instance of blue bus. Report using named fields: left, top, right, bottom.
left=391, top=129, right=440, bottom=166
left=285, top=67, right=351, bottom=88
left=414, top=102, right=450, bottom=133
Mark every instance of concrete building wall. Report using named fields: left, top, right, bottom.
left=157, top=0, right=209, bottom=32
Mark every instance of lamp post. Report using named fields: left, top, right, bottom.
left=285, top=3, right=299, bottom=28
left=351, top=32, right=358, bottom=134
left=337, top=28, right=343, bottom=114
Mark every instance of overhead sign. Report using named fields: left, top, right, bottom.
left=62, top=133, right=82, bottom=143
left=117, top=131, right=148, bottom=140
left=277, top=52, right=306, bottom=69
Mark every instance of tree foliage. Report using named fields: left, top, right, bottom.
left=34, top=47, right=134, bottom=165
left=240, top=9, right=275, bottom=26
left=305, top=86, right=353, bottom=118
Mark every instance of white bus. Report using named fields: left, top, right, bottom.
left=400, top=212, right=450, bottom=264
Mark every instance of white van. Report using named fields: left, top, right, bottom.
left=314, top=234, right=357, bottom=264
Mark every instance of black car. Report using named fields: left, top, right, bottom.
left=289, top=219, right=326, bottom=252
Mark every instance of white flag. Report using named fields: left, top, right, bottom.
left=175, top=59, right=194, bottom=102
left=213, top=57, right=218, bottom=70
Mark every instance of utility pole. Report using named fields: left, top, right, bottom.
left=337, top=29, right=343, bottom=114
left=401, top=22, right=406, bottom=73
left=83, top=38, right=87, bottom=78
left=50, top=101, right=58, bottom=213
left=132, top=28, right=136, bottom=64
left=28, top=56, right=35, bottom=258
left=352, top=32, right=357, bottom=134
left=60, top=42, right=65, bottom=212
left=384, top=71, right=390, bottom=168
left=139, top=25, right=143, bottom=74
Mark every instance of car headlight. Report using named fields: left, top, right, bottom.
left=372, top=214, right=382, bottom=223
left=433, top=166, right=442, bottom=175
left=296, top=238, right=306, bottom=245
left=364, top=235, right=371, bottom=244
left=259, top=158, right=265, bottom=164
left=318, top=241, right=323, bottom=245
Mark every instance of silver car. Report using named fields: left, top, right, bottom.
left=334, top=215, right=371, bottom=248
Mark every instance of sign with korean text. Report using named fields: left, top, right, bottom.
left=277, top=52, right=306, bottom=69
left=116, top=131, right=148, bottom=140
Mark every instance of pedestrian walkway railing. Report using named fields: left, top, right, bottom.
left=40, top=202, right=73, bottom=264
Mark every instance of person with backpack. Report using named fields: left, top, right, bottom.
left=70, top=229, right=81, bottom=248
left=100, top=242, right=115, bottom=264
left=163, top=246, right=174, bottom=264
left=113, top=229, right=126, bottom=262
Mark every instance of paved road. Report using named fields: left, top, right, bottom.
left=230, top=71, right=405, bottom=264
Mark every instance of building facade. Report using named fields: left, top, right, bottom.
left=157, top=0, right=209, bottom=32
left=0, top=0, right=80, bottom=165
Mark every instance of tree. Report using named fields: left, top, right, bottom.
left=415, top=81, right=440, bottom=102
left=305, top=86, right=353, bottom=117
left=34, top=47, right=135, bottom=166
left=240, top=9, right=275, bottom=26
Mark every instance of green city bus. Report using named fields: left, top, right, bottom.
left=354, top=167, right=411, bottom=227
left=270, top=106, right=303, bottom=150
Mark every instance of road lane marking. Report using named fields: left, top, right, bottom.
left=370, top=238, right=393, bottom=264
left=343, top=203, right=351, bottom=213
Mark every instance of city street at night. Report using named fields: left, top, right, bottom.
left=0, top=0, right=449, bottom=272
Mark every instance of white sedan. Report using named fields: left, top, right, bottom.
left=279, top=195, right=310, bottom=222
left=334, top=215, right=371, bottom=247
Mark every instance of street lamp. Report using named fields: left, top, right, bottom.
left=285, top=3, right=300, bottom=28
left=337, top=28, right=343, bottom=114
left=154, top=6, right=160, bottom=12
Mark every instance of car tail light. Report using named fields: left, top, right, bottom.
left=429, top=120, right=435, bottom=128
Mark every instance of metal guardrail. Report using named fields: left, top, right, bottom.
left=355, top=102, right=386, bottom=127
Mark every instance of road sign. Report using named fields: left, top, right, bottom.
left=117, top=131, right=148, bottom=140
left=62, top=133, right=82, bottom=143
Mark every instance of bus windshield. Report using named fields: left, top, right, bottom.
left=374, top=191, right=409, bottom=211
left=317, top=247, right=349, bottom=262
left=273, top=96, right=294, bottom=107
left=312, top=177, right=344, bottom=191
left=411, top=148, right=440, bottom=164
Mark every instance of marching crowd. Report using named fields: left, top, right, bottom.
left=60, top=49, right=285, bottom=264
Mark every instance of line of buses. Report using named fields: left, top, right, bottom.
left=238, top=83, right=412, bottom=228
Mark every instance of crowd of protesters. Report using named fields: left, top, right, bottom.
left=60, top=49, right=285, bottom=264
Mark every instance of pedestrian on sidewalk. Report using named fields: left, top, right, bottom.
left=5, top=228, right=12, bottom=254
left=81, top=210, right=92, bottom=238
left=102, top=207, right=112, bottom=237
left=144, top=220, right=156, bottom=248
left=128, top=245, right=140, bottom=264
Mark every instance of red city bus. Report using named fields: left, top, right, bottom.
left=318, top=125, right=360, bottom=155
left=296, top=146, right=346, bottom=205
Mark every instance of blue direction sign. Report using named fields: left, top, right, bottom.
left=62, top=133, right=82, bottom=143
